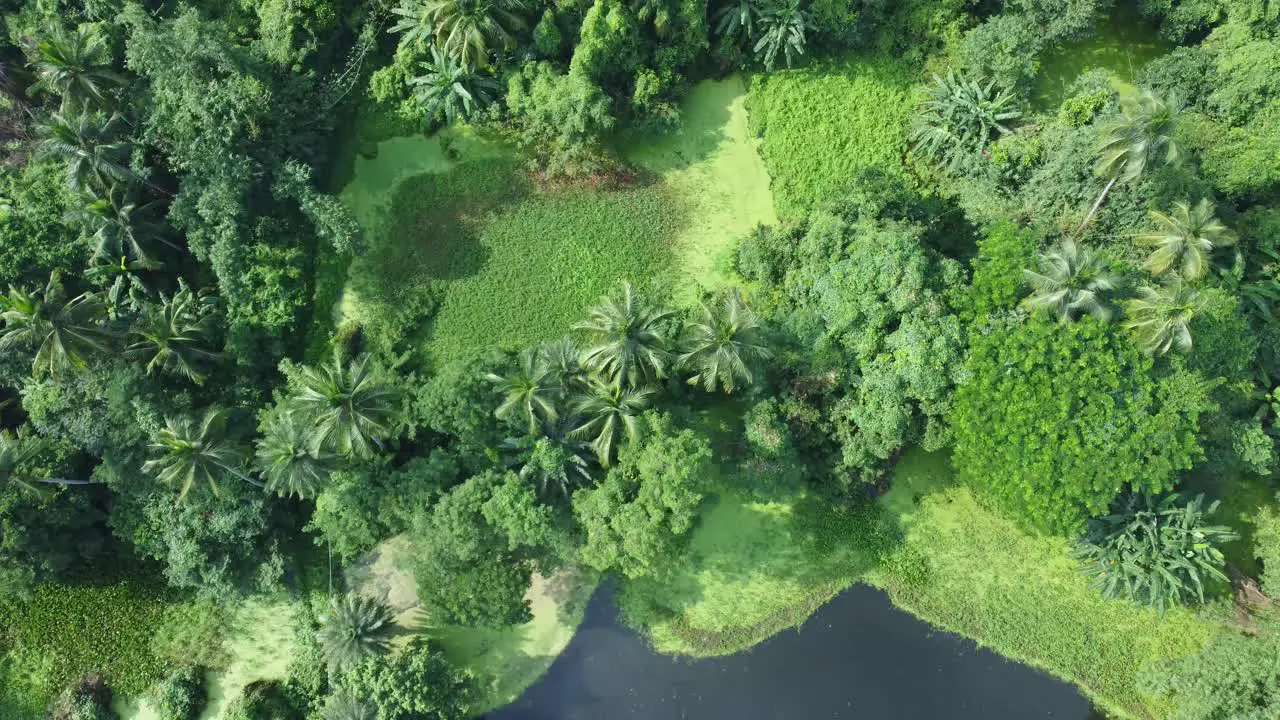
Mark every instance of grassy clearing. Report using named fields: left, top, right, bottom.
left=618, top=491, right=884, bottom=656
left=627, top=76, right=778, bottom=298
left=869, top=450, right=1231, bottom=719
left=620, top=448, right=1235, bottom=718
left=746, top=55, right=917, bottom=218
left=346, top=535, right=597, bottom=713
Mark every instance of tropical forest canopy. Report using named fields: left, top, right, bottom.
left=1, top=0, right=1280, bottom=718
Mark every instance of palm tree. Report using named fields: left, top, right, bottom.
left=317, top=594, right=395, bottom=674
left=68, top=193, right=173, bottom=270
left=142, top=409, right=257, bottom=499
left=753, top=0, right=811, bottom=71
left=911, top=71, right=1021, bottom=170
left=541, top=337, right=588, bottom=393
left=290, top=352, right=397, bottom=459
left=570, top=380, right=652, bottom=464
left=36, top=111, right=133, bottom=194
left=1082, top=89, right=1181, bottom=231
left=714, top=0, right=762, bottom=48
left=0, top=428, right=96, bottom=492
left=486, top=347, right=560, bottom=434
left=322, top=693, right=374, bottom=720
left=255, top=411, right=335, bottom=499
left=408, top=45, right=501, bottom=125
left=503, top=432, right=594, bottom=499
left=126, top=284, right=219, bottom=384
left=1137, top=198, right=1236, bottom=282
left=1021, top=238, right=1119, bottom=322
left=1125, top=281, right=1203, bottom=355
left=679, top=289, right=772, bottom=393
left=391, top=0, right=526, bottom=68
left=31, top=24, right=125, bottom=111
left=0, top=273, right=110, bottom=377
left=575, top=282, right=674, bottom=389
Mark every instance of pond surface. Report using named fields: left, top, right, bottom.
left=488, top=584, right=1095, bottom=720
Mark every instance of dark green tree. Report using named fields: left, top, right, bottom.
left=126, top=283, right=219, bottom=384
left=31, top=24, right=125, bottom=111
left=911, top=71, right=1021, bottom=170
left=570, top=380, right=652, bottom=465
left=333, top=638, right=471, bottom=719
left=392, top=0, right=526, bottom=68
left=1021, top=238, right=1119, bottom=322
left=575, top=282, right=674, bottom=388
left=142, top=409, right=255, bottom=499
left=36, top=111, right=134, bottom=194
left=254, top=411, right=334, bottom=499
left=290, top=353, right=397, bottom=459
left=486, top=347, right=560, bottom=434
left=408, top=46, right=501, bottom=124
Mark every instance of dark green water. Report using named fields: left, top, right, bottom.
left=488, top=585, right=1094, bottom=720
left=1034, top=5, right=1170, bottom=109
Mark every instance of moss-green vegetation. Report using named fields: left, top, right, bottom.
left=346, top=535, right=597, bottom=713
left=0, top=578, right=176, bottom=718
left=869, top=450, right=1230, bottom=719
left=1033, top=8, right=1169, bottom=109
left=618, top=492, right=885, bottom=656
left=746, top=55, right=917, bottom=217
left=627, top=76, right=778, bottom=297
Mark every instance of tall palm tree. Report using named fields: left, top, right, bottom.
left=1021, top=238, right=1119, bottom=322
left=68, top=193, right=172, bottom=270
left=126, top=284, right=219, bottom=384
left=255, top=411, right=334, bottom=499
left=392, top=0, right=526, bottom=68
left=142, top=409, right=256, bottom=499
left=1082, top=89, right=1181, bottom=231
left=1125, top=282, right=1204, bottom=355
left=502, top=431, right=594, bottom=499
left=31, top=24, right=125, bottom=111
left=317, top=594, right=395, bottom=674
left=36, top=111, right=133, bottom=194
left=290, top=353, right=397, bottom=459
left=570, top=380, right=652, bottom=465
left=486, top=347, right=560, bottom=434
left=541, top=337, right=588, bottom=393
left=322, top=693, right=374, bottom=720
left=575, top=282, right=674, bottom=389
left=1137, top=198, right=1236, bottom=282
left=911, top=71, right=1021, bottom=170
left=679, top=289, right=772, bottom=393
left=0, top=428, right=96, bottom=492
left=0, top=273, right=110, bottom=377
left=408, top=45, right=501, bottom=125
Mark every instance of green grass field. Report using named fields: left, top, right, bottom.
left=619, top=448, right=1236, bottom=719
left=333, top=76, right=776, bottom=366
left=746, top=55, right=918, bottom=218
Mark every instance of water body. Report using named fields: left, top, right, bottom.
left=489, top=584, right=1095, bottom=720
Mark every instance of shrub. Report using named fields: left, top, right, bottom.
left=152, top=667, right=206, bottom=720
left=1141, top=631, right=1280, bottom=720
left=951, top=318, right=1213, bottom=534
left=332, top=638, right=471, bottom=719
left=1074, top=493, right=1236, bottom=614
left=1255, top=503, right=1280, bottom=596
left=747, top=55, right=916, bottom=217
left=49, top=675, right=117, bottom=720
left=963, top=222, right=1037, bottom=321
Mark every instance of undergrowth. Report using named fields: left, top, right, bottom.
left=746, top=55, right=917, bottom=218
left=0, top=577, right=177, bottom=717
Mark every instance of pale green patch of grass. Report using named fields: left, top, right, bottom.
left=194, top=598, right=302, bottom=720
left=868, top=450, right=1232, bottom=720
left=346, top=535, right=597, bottom=713
left=617, top=490, right=887, bottom=657
left=746, top=55, right=918, bottom=218
left=627, top=76, right=778, bottom=299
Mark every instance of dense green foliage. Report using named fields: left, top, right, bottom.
left=952, top=318, right=1211, bottom=534
left=2, top=0, right=1278, bottom=717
